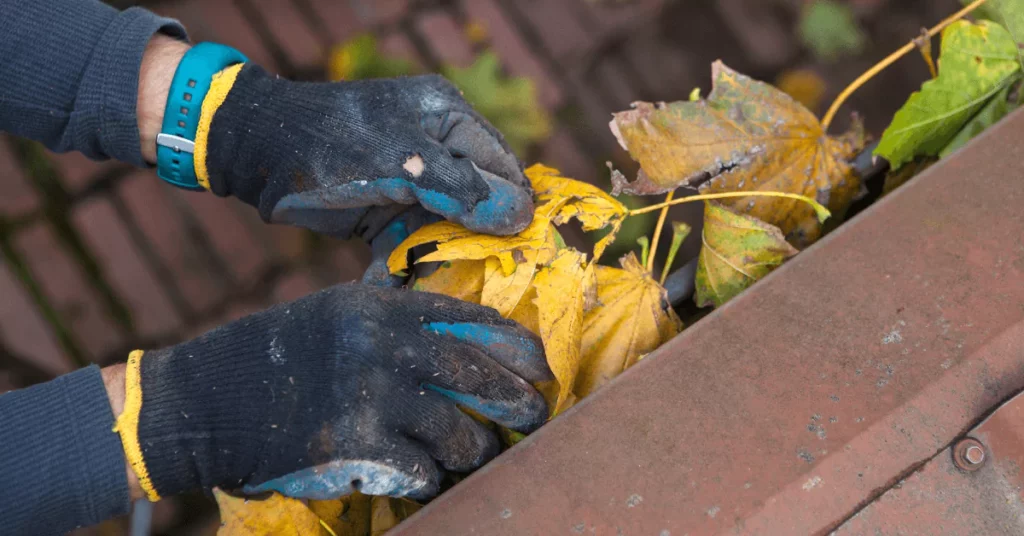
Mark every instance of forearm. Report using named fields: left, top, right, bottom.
left=0, top=0, right=186, bottom=166
left=0, top=366, right=132, bottom=535
left=102, top=362, right=145, bottom=501
left=138, top=35, right=190, bottom=164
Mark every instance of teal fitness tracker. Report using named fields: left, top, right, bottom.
left=155, top=42, right=247, bottom=190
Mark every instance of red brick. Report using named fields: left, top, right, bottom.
left=150, top=0, right=212, bottom=39
left=329, top=240, right=371, bottom=283
left=223, top=301, right=268, bottom=324
left=379, top=31, right=424, bottom=68
left=251, top=0, right=324, bottom=69
left=594, top=59, right=639, bottom=109
left=462, top=0, right=564, bottom=110
left=72, top=197, right=181, bottom=338
left=541, top=128, right=597, bottom=186
left=267, top=225, right=309, bottom=263
left=0, top=372, right=18, bottom=394
left=272, top=270, right=320, bottom=303
left=15, top=224, right=123, bottom=360
left=117, top=171, right=223, bottom=312
left=576, top=0, right=666, bottom=34
left=621, top=33, right=698, bottom=100
left=50, top=150, right=115, bottom=193
left=307, top=0, right=362, bottom=43
left=175, top=190, right=269, bottom=285
left=197, top=0, right=279, bottom=72
left=713, top=0, right=797, bottom=70
left=349, top=0, right=409, bottom=26
left=0, top=260, right=71, bottom=376
left=0, top=138, right=39, bottom=216
left=416, top=11, right=475, bottom=67
left=518, top=0, right=592, bottom=60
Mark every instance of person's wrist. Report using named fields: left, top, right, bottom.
left=102, top=363, right=145, bottom=501
left=138, top=35, right=191, bottom=164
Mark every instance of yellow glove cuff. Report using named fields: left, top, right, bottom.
left=112, top=350, right=161, bottom=502
left=194, top=63, right=245, bottom=191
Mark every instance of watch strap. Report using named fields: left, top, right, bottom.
left=156, top=42, right=247, bottom=191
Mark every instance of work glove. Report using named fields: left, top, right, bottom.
left=115, top=284, right=551, bottom=502
left=194, top=64, right=534, bottom=276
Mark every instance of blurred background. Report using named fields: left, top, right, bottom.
left=0, top=0, right=957, bottom=533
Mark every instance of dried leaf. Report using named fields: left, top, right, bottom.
left=881, top=158, right=935, bottom=197
left=776, top=68, right=827, bottom=112
left=309, top=494, right=371, bottom=536
left=694, top=203, right=799, bottom=308
left=532, top=249, right=588, bottom=414
left=215, top=489, right=330, bottom=536
left=576, top=253, right=683, bottom=398
left=875, top=20, right=1022, bottom=169
left=529, top=164, right=628, bottom=231
left=388, top=166, right=625, bottom=274
left=412, top=260, right=485, bottom=304
left=481, top=253, right=538, bottom=316
left=370, top=496, right=422, bottom=536
left=610, top=61, right=864, bottom=246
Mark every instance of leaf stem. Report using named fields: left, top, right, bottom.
left=914, top=29, right=938, bottom=79
left=646, top=191, right=674, bottom=273
left=660, top=222, right=691, bottom=285
left=628, top=191, right=832, bottom=222
left=821, top=0, right=991, bottom=130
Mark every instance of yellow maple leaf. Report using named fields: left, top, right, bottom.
left=370, top=496, right=423, bottom=536
left=309, top=494, right=371, bottom=536
left=610, top=61, right=864, bottom=246
left=215, top=489, right=332, bottom=536
left=531, top=249, right=588, bottom=414
left=411, top=259, right=486, bottom=304
left=694, top=202, right=799, bottom=308
left=576, top=253, right=683, bottom=398
left=481, top=252, right=539, bottom=316
left=387, top=165, right=626, bottom=275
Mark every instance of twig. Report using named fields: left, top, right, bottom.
left=629, top=191, right=831, bottom=222
left=821, top=0, right=991, bottom=130
left=646, top=191, right=674, bottom=273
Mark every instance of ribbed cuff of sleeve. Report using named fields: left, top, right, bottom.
left=0, top=366, right=131, bottom=535
left=75, top=7, right=187, bottom=167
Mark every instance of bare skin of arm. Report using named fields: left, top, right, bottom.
left=137, top=34, right=191, bottom=164
left=101, top=363, right=143, bottom=501
left=101, top=34, right=192, bottom=503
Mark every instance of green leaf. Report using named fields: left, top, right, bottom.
left=875, top=20, right=1021, bottom=169
left=328, top=34, right=415, bottom=81
left=961, top=0, right=1024, bottom=63
left=442, top=52, right=553, bottom=154
left=798, top=0, right=866, bottom=62
left=694, top=203, right=798, bottom=309
left=939, top=81, right=1022, bottom=158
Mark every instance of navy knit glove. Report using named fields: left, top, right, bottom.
left=124, top=284, right=551, bottom=501
left=199, top=64, right=534, bottom=242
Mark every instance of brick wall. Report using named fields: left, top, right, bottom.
left=1, top=0, right=690, bottom=394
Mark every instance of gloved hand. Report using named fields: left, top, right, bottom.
left=115, top=284, right=551, bottom=501
left=194, top=64, right=534, bottom=246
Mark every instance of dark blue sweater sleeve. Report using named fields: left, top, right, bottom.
left=0, top=366, right=131, bottom=535
left=0, top=0, right=187, bottom=167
